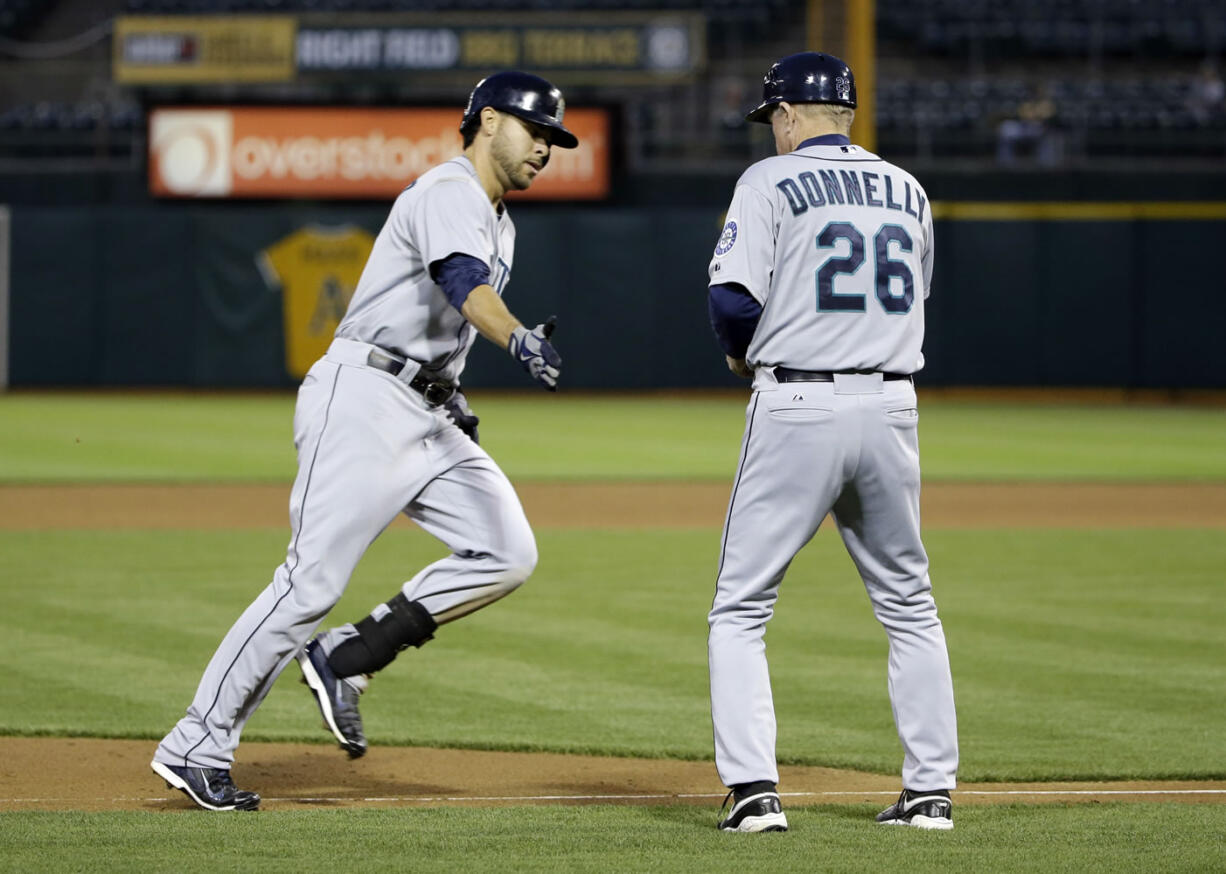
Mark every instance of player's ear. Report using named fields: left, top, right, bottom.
left=480, top=106, right=501, bottom=138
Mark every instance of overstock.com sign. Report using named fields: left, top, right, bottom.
left=231, top=129, right=459, bottom=183
left=150, top=110, right=234, bottom=195
left=149, top=106, right=609, bottom=200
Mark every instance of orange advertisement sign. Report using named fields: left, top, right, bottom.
left=149, top=106, right=609, bottom=200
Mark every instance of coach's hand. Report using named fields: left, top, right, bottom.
left=726, top=355, right=753, bottom=379
left=508, top=316, right=561, bottom=391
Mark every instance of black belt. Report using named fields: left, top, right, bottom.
left=774, top=367, right=912, bottom=383
left=366, top=347, right=456, bottom=406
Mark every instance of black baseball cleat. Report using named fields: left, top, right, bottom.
left=151, top=760, right=260, bottom=811
left=717, top=791, right=789, bottom=832
left=875, top=788, right=954, bottom=830
left=298, top=635, right=368, bottom=758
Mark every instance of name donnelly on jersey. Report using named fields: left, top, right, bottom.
left=776, top=169, right=927, bottom=221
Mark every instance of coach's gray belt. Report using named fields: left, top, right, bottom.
left=774, top=367, right=912, bottom=383
left=366, top=347, right=457, bottom=406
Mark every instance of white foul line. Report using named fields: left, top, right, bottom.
left=4, top=788, right=1226, bottom=806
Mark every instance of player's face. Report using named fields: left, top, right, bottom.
left=492, top=115, right=552, bottom=190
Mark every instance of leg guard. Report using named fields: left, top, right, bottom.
left=327, top=593, right=437, bottom=677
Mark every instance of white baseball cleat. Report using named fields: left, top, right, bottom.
left=875, top=789, right=954, bottom=830
left=718, top=791, right=789, bottom=832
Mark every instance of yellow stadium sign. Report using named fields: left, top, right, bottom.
left=114, top=16, right=296, bottom=84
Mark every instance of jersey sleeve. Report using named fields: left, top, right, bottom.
left=708, top=282, right=763, bottom=358
left=406, top=178, right=494, bottom=269
left=708, top=179, right=775, bottom=305
left=430, top=253, right=492, bottom=311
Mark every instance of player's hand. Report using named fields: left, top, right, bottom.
left=726, top=355, right=753, bottom=379
left=444, top=390, right=480, bottom=443
left=508, top=316, right=561, bottom=391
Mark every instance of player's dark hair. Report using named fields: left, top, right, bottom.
left=461, top=121, right=478, bottom=149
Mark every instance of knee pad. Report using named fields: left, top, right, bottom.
left=327, top=593, right=437, bottom=677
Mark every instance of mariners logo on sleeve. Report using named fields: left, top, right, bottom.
left=715, top=219, right=738, bottom=256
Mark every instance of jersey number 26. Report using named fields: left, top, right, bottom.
left=816, top=221, right=915, bottom=314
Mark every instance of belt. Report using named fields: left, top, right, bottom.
left=366, top=347, right=456, bottom=406
left=774, top=367, right=912, bottom=383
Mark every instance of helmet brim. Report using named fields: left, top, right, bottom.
left=745, top=100, right=778, bottom=124
left=508, top=109, right=579, bottom=149
left=745, top=96, right=858, bottom=124
left=544, top=125, right=579, bottom=149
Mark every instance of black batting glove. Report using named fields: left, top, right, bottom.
left=508, top=316, right=561, bottom=391
left=444, top=390, right=480, bottom=443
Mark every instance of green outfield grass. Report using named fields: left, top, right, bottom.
left=2, top=803, right=1223, bottom=874
left=3, top=526, right=1222, bottom=781
left=3, top=391, right=1223, bottom=869
left=2, top=392, right=1225, bottom=482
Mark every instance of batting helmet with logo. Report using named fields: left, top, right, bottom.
left=745, top=52, right=857, bottom=123
left=460, top=71, right=579, bottom=149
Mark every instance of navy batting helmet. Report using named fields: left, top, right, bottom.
left=745, top=52, right=857, bottom=124
left=461, top=71, right=579, bottom=149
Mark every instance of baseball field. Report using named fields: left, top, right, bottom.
left=1, top=390, right=1224, bottom=872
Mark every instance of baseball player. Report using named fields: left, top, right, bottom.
left=706, top=52, right=958, bottom=832
left=151, top=71, right=576, bottom=811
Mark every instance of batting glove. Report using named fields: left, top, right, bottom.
left=444, top=390, right=480, bottom=443
left=508, top=316, right=561, bottom=391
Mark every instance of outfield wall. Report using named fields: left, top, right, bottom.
left=7, top=203, right=1224, bottom=389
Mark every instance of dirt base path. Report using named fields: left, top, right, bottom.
left=4, top=482, right=1223, bottom=813
left=2, top=738, right=1222, bottom=813
left=4, top=482, right=1226, bottom=529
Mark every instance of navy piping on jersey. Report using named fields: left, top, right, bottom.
left=795, top=134, right=882, bottom=162
left=714, top=392, right=761, bottom=587
left=797, top=156, right=882, bottom=163
left=796, top=134, right=851, bottom=148
left=181, top=364, right=343, bottom=769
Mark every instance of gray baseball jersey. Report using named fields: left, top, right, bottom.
left=709, top=142, right=933, bottom=374
left=707, top=138, right=958, bottom=795
left=338, top=156, right=515, bottom=383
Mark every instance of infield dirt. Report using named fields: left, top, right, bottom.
left=3, top=737, right=1224, bottom=813
left=4, top=481, right=1226, bottom=529
left=3, top=481, right=1224, bottom=813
